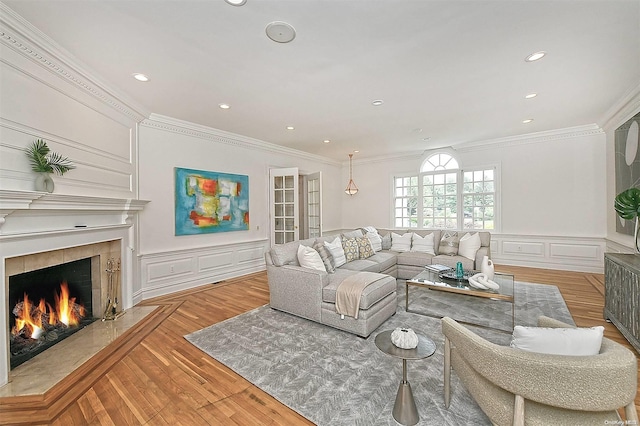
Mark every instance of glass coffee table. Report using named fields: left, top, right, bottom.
left=406, top=268, right=515, bottom=332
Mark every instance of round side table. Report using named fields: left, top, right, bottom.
left=375, top=330, right=436, bottom=426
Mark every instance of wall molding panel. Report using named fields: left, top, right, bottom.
left=139, top=239, right=269, bottom=300
left=491, top=233, right=606, bottom=273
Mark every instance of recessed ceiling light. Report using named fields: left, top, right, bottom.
left=132, top=73, right=149, bottom=82
left=286, top=126, right=295, bottom=130
left=225, top=0, right=246, bottom=5
left=354, top=150, right=360, bottom=153
left=372, top=100, right=384, bottom=106
left=522, top=119, right=534, bottom=124
left=323, top=140, right=331, bottom=144
left=219, top=103, right=231, bottom=109
left=525, top=51, right=546, bottom=62
left=525, top=93, right=537, bottom=99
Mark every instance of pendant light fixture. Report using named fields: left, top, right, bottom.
left=344, top=153, right=359, bottom=196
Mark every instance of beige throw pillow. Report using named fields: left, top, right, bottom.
left=439, top=231, right=459, bottom=256
left=510, top=326, right=604, bottom=356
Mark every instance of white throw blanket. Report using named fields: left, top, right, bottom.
left=335, top=272, right=385, bottom=319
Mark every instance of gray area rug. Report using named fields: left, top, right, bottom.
left=185, top=281, right=573, bottom=425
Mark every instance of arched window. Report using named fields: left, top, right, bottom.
left=393, top=152, right=497, bottom=230
left=421, top=153, right=459, bottom=172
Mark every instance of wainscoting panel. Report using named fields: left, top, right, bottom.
left=492, top=234, right=605, bottom=273
left=139, top=239, right=269, bottom=300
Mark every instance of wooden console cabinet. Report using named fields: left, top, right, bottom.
left=604, top=253, right=640, bottom=354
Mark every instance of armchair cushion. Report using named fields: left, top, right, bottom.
left=511, top=325, right=604, bottom=356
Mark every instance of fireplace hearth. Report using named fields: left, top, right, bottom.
left=8, top=258, right=97, bottom=369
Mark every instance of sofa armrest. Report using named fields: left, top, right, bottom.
left=266, top=264, right=328, bottom=322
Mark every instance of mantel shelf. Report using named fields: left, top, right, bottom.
left=0, top=190, right=149, bottom=233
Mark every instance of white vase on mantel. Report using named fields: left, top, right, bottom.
left=480, top=255, right=494, bottom=281
left=34, top=173, right=54, bottom=193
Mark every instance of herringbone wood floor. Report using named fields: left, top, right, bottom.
left=5, top=267, right=640, bottom=424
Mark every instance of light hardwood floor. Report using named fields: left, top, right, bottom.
left=4, top=266, right=640, bottom=425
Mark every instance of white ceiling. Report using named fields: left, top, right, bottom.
left=3, top=0, right=640, bottom=161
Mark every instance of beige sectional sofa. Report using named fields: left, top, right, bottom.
left=264, top=228, right=491, bottom=337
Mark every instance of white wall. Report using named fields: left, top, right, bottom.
left=136, top=115, right=343, bottom=299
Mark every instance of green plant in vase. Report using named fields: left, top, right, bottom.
left=614, top=187, right=640, bottom=253
left=24, top=139, right=75, bottom=192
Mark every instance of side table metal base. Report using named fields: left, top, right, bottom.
left=393, top=381, right=419, bottom=426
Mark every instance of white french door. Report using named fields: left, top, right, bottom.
left=306, top=172, right=322, bottom=238
left=269, top=167, right=299, bottom=245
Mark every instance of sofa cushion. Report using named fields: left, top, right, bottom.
left=439, top=231, right=459, bottom=255
left=411, top=232, right=435, bottom=254
left=323, top=271, right=396, bottom=309
left=270, top=242, right=301, bottom=266
left=458, top=232, right=481, bottom=260
left=340, top=259, right=380, bottom=273
left=397, top=251, right=435, bottom=267
left=357, top=236, right=375, bottom=259
left=313, top=240, right=335, bottom=273
left=342, top=237, right=360, bottom=262
left=297, top=244, right=326, bottom=272
left=324, top=237, right=347, bottom=267
left=391, top=232, right=412, bottom=252
left=342, top=229, right=364, bottom=239
left=366, top=231, right=383, bottom=252
left=367, top=251, right=397, bottom=272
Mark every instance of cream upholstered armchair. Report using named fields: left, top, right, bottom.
left=442, top=316, right=638, bottom=426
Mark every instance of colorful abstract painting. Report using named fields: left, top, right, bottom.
left=175, top=167, right=249, bottom=235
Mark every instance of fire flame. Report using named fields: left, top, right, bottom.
left=11, top=281, right=85, bottom=340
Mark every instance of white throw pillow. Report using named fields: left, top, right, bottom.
left=510, top=325, right=604, bottom=356
left=410, top=233, right=435, bottom=254
left=324, top=236, right=347, bottom=268
left=458, top=232, right=481, bottom=260
left=390, top=232, right=412, bottom=252
left=366, top=231, right=383, bottom=252
left=297, top=244, right=326, bottom=272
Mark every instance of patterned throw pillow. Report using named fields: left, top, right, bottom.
left=439, top=231, right=459, bottom=255
left=357, top=236, right=375, bottom=259
left=342, top=237, right=360, bottom=262
left=313, top=240, right=335, bottom=273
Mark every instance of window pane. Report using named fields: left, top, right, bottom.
left=434, top=174, right=444, bottom=185
left=484, top=169, right=494, bottom=181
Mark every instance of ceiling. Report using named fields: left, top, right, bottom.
left=3, top=0, right=639, bottom=161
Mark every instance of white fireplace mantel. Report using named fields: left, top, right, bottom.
left=0, top=189, right=149, bottom=387
left=0, top=190, right=149, bottom=236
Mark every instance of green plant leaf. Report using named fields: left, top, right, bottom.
left=24, top=139, right=75, bottom=175
left=614, top=187, right=640, bottom=220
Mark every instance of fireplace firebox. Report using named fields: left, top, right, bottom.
left=8, top=258, right=97, bottom=369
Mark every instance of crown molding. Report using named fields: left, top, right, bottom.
left=0, top=3, right=149, bottom=123
left=453, top=124, right=604, bottom=153
left=600, top=81, right=640, bottom=131
left=141, top=114, right=341, bottom=166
